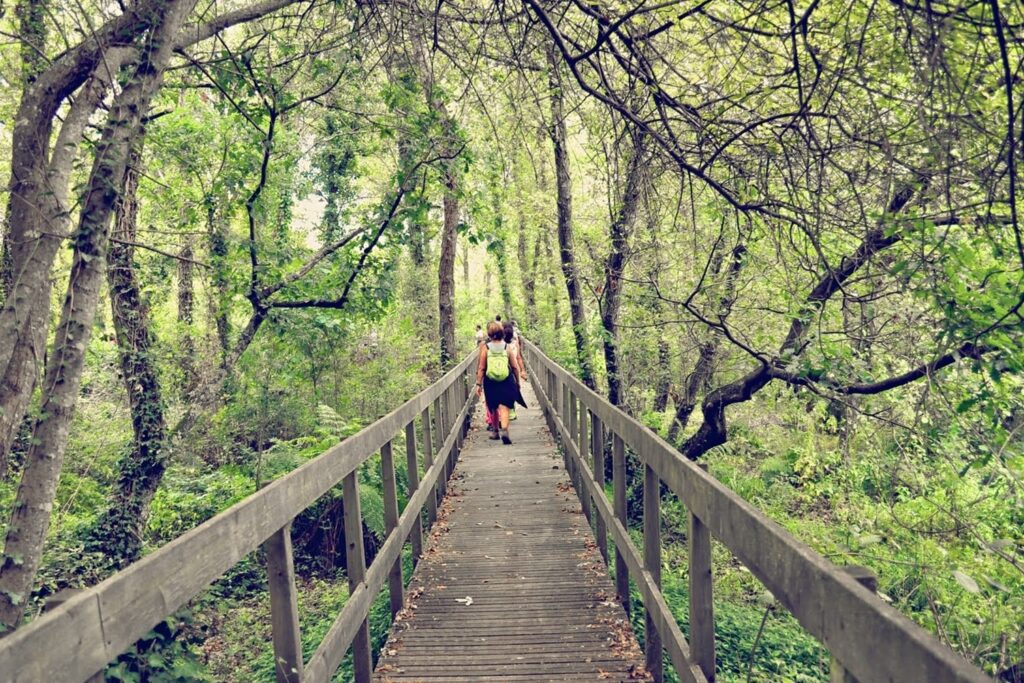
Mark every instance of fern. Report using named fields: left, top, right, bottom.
left=315, top=404, right=345, bottom=437
left=358, top=482, right=386, bottom=539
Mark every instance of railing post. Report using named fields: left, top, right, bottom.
left=591, top=412, right=607, bottom=563
left=690, top=463, right=715, bottom=681
left=568, top=392, right=579, bottom=483
left=341, top=470, right=373, bottom=683
left=433, top=397, right=445, bottom=498
left=612, top=433, right=629, bottom=615
left=578, top=403, right=591, bottom=523
left=644, top=463, right=663, bottom=683
left=405, top=421, right=423, bottom=562
left=380, top=440, right=404, bottom=618
left=265, top=524, right=302, bottom=683
left=421, top=407, right=437, bottom=526
left=830, top=567, right=879, bottom=683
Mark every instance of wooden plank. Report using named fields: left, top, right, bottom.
left=421, top=407, right=437, bottom=526
left=306, top=389, right=476, bottom=683
left=381, top=441, right=404, bottom=618
left=0, top=351, right=478, bottom=683
left=342, top=470, right=373, bottom=683
left=405, top=421, right=424, bottom=562
left=612, top=432, right=629, bottom=615
left=644, top=463, right=663, bottom=683
left=592, top=412, right=608, bottom=563
left=376, top=381, right=650, bottom=683
left=521, top=340, right=993, bottom=683
left=689, top=462, right=715, bottom=682
left=265, top=524, right=302, bottom=683
left=578, top=405, right=591, bottom=523
left=541, top=383, right=708, bottom=683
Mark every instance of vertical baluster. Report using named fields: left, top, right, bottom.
left=265, top=523, right=302, bottom=683
left=690, top=462, right=716, bottom=680
left=830, top=567, right=878, bottom=683
left=380, top=440, right=403, bottom=618
left=342, top=470, right=373, bottom=683
left=612, top=433, right=629, bottom=615
left=442, top=387, right=454, bottom=479
left=562, top=383, right=570, bottom=437
left=644, top=463, right=663, bottom=683
left=421, top=408, right=437, bottom=526
left=591, top=412, right=607, bottom=562
left=405, top=421, right=423, bottom=562
left=433, top=397, right=445, bottom=498
left=578, top=404, right=591, bottom=523
left=568, top=392, right=579, bottom=482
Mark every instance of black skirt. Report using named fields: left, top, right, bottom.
left=483, top=375, right=528, bottom=410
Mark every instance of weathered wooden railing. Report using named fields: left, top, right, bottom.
left=521, top=339, right=993, bottom=683
left=0, top=351, right=478, bottom=683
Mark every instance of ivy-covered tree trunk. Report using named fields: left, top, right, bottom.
left=546, top=45, right=595, bottom=389
left=438, top=175, right=459, bottom=368
left=0, top=53, right=128, bottom=472
left=667, top=244, right=745, bottom=443
left=90, top=142, right=169, bottom=568
left=206, top=201, right=232, bottom=368
left=0, top=0, right=198, bottom=629
left=601, top=136, right=647, bottom=407
left=177, top=239, right=197, bottom=396
left=517, top=203, right=537, bottom=325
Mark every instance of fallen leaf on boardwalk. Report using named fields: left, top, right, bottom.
left=455, top=596, right=474, bottom=606
left=628, top=663, right=650, bottom=679
left=598, top=670, right=614, bottom=679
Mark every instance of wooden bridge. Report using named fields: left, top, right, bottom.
left=0, top=341, right=995, bottom=683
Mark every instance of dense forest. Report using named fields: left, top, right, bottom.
left=0, top=0, right=1022, bottom=680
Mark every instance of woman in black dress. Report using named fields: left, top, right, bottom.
left=475, top=321, right=527, bottom=444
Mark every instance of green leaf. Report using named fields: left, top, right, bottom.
left=952, top=570, right=980, bottom=594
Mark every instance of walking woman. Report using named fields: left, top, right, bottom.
left=476, top=321, right=526, bottom=444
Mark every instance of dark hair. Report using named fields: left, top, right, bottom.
left=476, top=324, right=481, bottom=329
left=495, top=314, right=502, bottom=322
left=502, top=321, right=514, bottom=343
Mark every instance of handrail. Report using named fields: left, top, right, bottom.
left=0, top=350, right=479, bottom=683
left=521, top=339, right=994, bottom=683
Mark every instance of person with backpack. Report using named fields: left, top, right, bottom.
left=476, top=321, right=526, bottom=444
left=503, top=321, right=527, bottom=421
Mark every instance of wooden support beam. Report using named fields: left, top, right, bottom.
left=689, top=463, right=715, bottom=681
left=612, top=433, right=629, bottom=616
left=578, top=405, right=591, bottom=523
left=341, top=470, right=373, bottom=683
left=421, top=407, right=437, bottom=526
left=265, top=524, right=302, bottom=683
left=830, top=567, right=879, bottom=683
left=405, top=421, right=423, bottom=562
left=591, top=412, right=608, bottom=563
left=644, top=463, right=663, bottom=683
left=380, top=440, right=403, bottom=618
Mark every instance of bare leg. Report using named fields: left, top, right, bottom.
left=498, top=406, right=510, bottom=429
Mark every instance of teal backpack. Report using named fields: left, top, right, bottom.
left=486, top=345, right=510, bottom=381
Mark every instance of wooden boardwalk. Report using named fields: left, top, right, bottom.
left=375, top=381, right=650, bottom=682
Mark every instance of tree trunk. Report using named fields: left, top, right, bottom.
left=541, top=229, right=560, bottom=329
left=0, top=0, right=198, bottom=630
left=546, top=45, right=595, bottom=389
left=178, top=239, right=197, bottom=396
left=667, top=244, right=746, bottom=443
left=438, top=177, right=458, bottom=368
left=517, top=203, right=536, bottom=325
left=653, top=342, right=671, bottom=413
left=89, top=141, right=169, bottom=568
left=206, top=201, right=232, bottom=366
left=0, top=55, right=128, bottom=470
left=601, top=136, right=647, bottom=407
